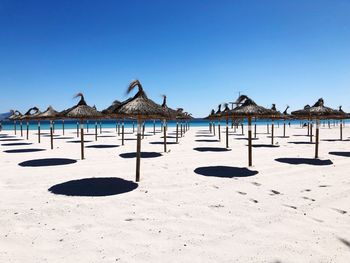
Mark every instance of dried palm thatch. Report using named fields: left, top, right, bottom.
left=230, top=95, right=273, bottom=117
left=204, top=109, right=215, bottom=119
left=215, top=104, right=222, bottom=118
left=292, top=99, right=343, bottom=119
left=117, top=80, right=169, bottom=119
left=101, top=99, right=123, bottom=117
left=270, top=104, right=282, bottom=118
left=37, top=106, right=60, bottom=120
left=161, top=95, right=178, bottom=120
left=8, top=110, right=22, bottom=120
left=21, top=107, right=41, bottom=120
left=63, top=93, right=103, bottom=119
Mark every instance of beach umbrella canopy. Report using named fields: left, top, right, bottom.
left=101, top=99, right=123, bottom=118
left=21, top=107, right=41, bottom=120
left=292, top=98, right=344, bottom=158
left=117, top=79, right=169, bottom=182
left=8, top=110, right=21, bottom=120
left=63, top=93, right=103, bottom=159
left=230, top=95, right=273, bottom=166
left=37, top=106, right=60, bottom=119
left=161, top=95, right=177, bottom=120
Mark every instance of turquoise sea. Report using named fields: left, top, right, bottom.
left=0, top=118, right=346, bottom=131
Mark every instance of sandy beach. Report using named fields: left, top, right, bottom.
left=0, top=124, right=349, bottom=263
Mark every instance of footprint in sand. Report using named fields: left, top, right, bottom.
left=319, top=185, right=331, bottom=188
left=270, top=190, right=281, bottom=195
left=301, top=189, right=311, bottom=192
left=302, top=196, right=316, bottom=202
left=332, top=208, right=347, bottom=214
left=283, top=204, right=297, bottom=210
left=249, top=199, right=258, bottom=203
left=338, top=237, right=350, bottom=249
left=237, top=191, right=247, bottom=195
left=251, top=182, right=261, bottom=186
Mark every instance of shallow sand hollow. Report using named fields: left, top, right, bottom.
left=0, top=124, right=349, bottom=262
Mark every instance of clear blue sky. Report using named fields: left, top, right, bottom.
left=1, top=0, right=350, bottom=116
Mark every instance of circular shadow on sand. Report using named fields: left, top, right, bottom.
left=98, top=135, right=116, bottom=138
left=194, top=166, right=258, bottom=178
left=19, top=158, right=77, bottom=167
left=249, top=144, right=280, bottom=148
left=48, top=177, right=138, bottom=197
left=329, top=151, right=350, bottom=157
left=54, top=137, right=74, bottom=140
left=275, top=158, right=333, bottom=166
left=86, top=144, right=119, bottom=148
left=0, top=138, right=23, bottom=141
left=66, top=140, right=93, bottom=143
left=120, top=152, right=162, bottom=158
left=322, top=139, right=350, bottom=142
left=235, top=137, right=259, bottom=141
left=194, top=147, right=231, bottom=152
left=2, top=142, right=33, bottom=146
left=4, top=148, right=46, bottom=153
left=288, top=141, right=315, bottom=145
left=43, top=134, right=60, bottom=137
left=195, top=139, right=218, bottom=142
left=149, top=141, right=178, bottom=145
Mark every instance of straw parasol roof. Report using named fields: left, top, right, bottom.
left=37, top=106, right=60, bottom=120
left=21, top=107, right=41, bottom=120
left=161, top=95, right=178, bottom=119
left=292, top=99, right=342, bottom=119
left=230, top=95, right=273, bottom=117
left=8, top=110, right=22, bottom=120
left=117, top=80, right=169, bottom=119
left=63, top=93, right=103, bottom=119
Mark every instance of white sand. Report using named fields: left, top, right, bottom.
left=0, top=124, right=349, bottom=262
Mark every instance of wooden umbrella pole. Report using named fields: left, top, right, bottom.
left=310, top=121, right=313, bottom=143
left=115, top=121, right=118, bottom=132
left=241, top=123, right=244, bottom=135
left=283, top=120, right=286, bottom=137
left=53, top=121, right=55, bottom=134
left=118, top=121, right=120, bottom=136
left=132, top=121, right=135, bottom=133
left=248, top=117, right=253, bottom=167
left=50, top=120, right=54, bottom=150
left=95, top=121, right=98, bottom=141
left=76, top=122, right=79, bottom=138
left=213, top=122, right=215, bottom=136
left=135, top=117, right=141, bottom=182
left=87, top=121, right=89, bottom=133
left=218, top=120, right=221, bottom=141
left=142, top=122, right=145, bottom=139
left=307, top=121, right=310, bottom=136
left=122, top=119, right=125, bottom=146
left=62, top=120, right=65, bottom=135
left=176, top=121, right=179, bottom=143
left=225, top=117, right=229, bottom=148
left=209, top=120, right=211, bottom=132
left=181, top=122, right=183, bottom=137
left=315, top=119, right=319, bottom=158
left=80, top=120, right=84, bottom=160
left=267, top=123, right=269, bottom=134
left=26, top=121, right=29, bottom=140
left=254, top=123, right=257, bottom=138
left=153, top=119, right=156, bottom=135
left=271, top=119, right=274, bottom=145
left=38, top=121, right=41, bottom=143
left=14, top=121, right=17, bottom=135
left=99, top=121, right=102, bottom=134
left=20, top=121, right=23, bottom=137
left=340, top=120, right=343, bottom=141
left=163, top=119, right=167, bottom=153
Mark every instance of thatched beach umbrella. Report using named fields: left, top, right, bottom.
left=270, top=104, right=282, bottom=145
left=338, top=106, right=347, bottom=140
left=63, top=93, right=103, bottom=160
left=161, top=95, right=177, bottom=152
left=222, top=103, right=231, bottom=148
left=281, top=106, right=290, bottom=138
left=21, top=107, right=41, bottom=140
left=230, top=95, right=273, bottom=166
left=117, top=80, right=169, bottom=182
left=215, top=104, right=222, bottom=141
left=8, top=110, right=21, bottom=135
left=292, top=98, right=343, bottom=158
left=36, top=106, right=59, bottom=149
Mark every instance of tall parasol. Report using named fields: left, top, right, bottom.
left=36, top=106, right=60, bottom=149
left=292, top=98, right=343, bottom=158
left=117, top=80, right=169, bottom=182
left=230, top=95, right=273, bottom=166
left=62, top=93, right=103, bottom=159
